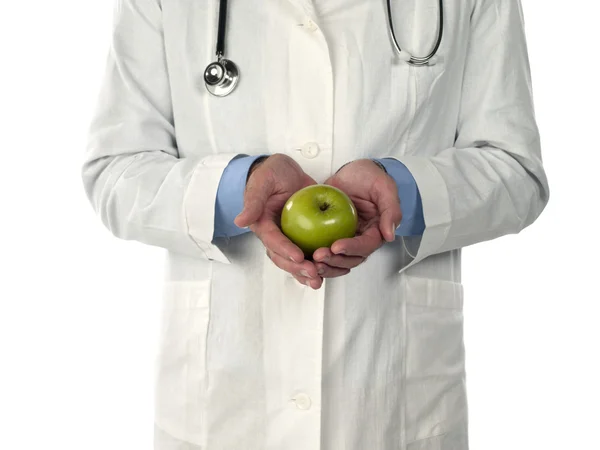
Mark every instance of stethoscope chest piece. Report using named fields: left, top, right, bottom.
left=204, top=58, right=239, bottom=97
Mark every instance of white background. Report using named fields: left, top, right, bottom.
left=0, top=1, right=598, bottom=449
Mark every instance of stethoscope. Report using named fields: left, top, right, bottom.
left=204, top=0, right=444, bottom=97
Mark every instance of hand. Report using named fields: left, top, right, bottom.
left=234, top=154, right=335, bottom=289
left=312, top=159, right=403, bottom=274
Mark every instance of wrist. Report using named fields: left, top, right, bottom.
left=335, top=158, right=388, bottom=175
left=370, top=159, right=388, bottom=174
left=246, top=155, right=269, bottom=183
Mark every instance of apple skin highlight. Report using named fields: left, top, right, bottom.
left=280, top=185, right=358, bottom=258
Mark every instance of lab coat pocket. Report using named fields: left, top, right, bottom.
left=154, top=280, right=212, bottom=447
left=401, top=275, right=468, bottom=445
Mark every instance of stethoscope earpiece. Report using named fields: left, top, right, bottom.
left=204, top=58, right=239, bottom=97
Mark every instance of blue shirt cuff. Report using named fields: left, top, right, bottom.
left=213, top=154, right=270, bottom=239
left=373, top=158, right=425, bottom=236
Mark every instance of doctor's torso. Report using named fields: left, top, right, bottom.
left=150, top=1, right=471, bottom=449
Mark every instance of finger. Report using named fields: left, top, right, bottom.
left=318, top=255, right=364, bottom=270
left=314, top=262, right=351, bottom=278
left=266, top=249, right=319, bottom=279
left=267, top=246, right=322, bottom=289
left=312, top=247, right=334, bottom=262
left=234, top=175, right=274, bottom=228
left=301, top=173, right=319, bottom=188
left=293, top=275, right=324, bottom=290
left=373, top=179, right=403, bottom=242
left=313, top=247, right=365, bottom=269
left=254, top=219, right=306, bottom=263
left=330, top=226, right=383, bottom=258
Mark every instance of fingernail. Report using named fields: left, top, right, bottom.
left=317, top=268, right=325, bottom=275
left=335, top=249, right=346, bottom=255
left=235, top=218, right=249, bottom=229
left=391, top=223, right=396, bottom=241
left=289, top=256, right=298, bottom=263
left=300, top=270, right=313, bottom=279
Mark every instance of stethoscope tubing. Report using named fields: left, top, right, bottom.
left=385, top=0, right=444, bottom=66
left=216, top=0, right=228, bottom=61
left=205, top=0, right=445, bottom=96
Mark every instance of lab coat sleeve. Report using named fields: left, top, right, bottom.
left=81, top=0, right=236, bottom=263
left=393, top=0, right=550, bottom=273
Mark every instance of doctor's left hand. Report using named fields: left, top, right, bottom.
left=312, top=159, right=403, bottom=274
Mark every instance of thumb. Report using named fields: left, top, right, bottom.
left=234, top=178, right=272, bottom=228
left=375, top=183, right=403, bottom=243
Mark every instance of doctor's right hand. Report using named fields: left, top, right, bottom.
left=234, top=154, right=339, bottom=290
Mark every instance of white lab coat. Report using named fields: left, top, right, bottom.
left=82, top=0, right=549, bottom=448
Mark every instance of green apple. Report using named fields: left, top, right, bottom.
left=280, top=185, right=358, bottom=258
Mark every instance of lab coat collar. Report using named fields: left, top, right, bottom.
left=284, top=0, right=318, bottom=21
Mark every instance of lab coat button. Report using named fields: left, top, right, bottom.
left=301, top=142, right=320, bottom=159
left=293, top=393, right=312, bottom=410
left=303, top=18, right=318, bottom=32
